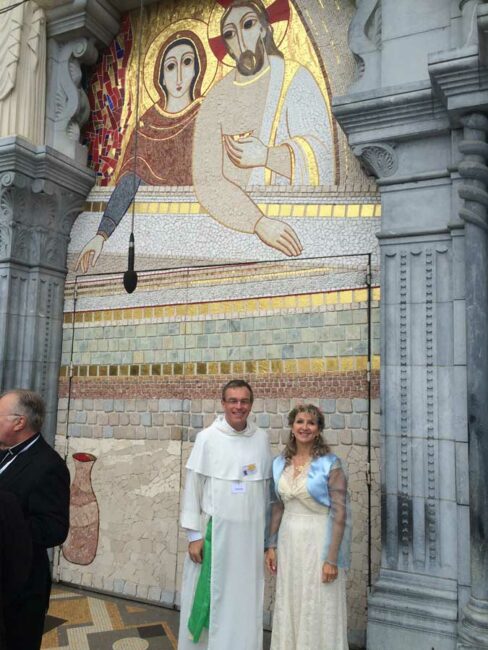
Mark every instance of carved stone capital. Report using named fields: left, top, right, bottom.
left=352, top=142, right=398, bottom=179
left=0, top=136, right=94, bottom=270
left=0, top=176, right=85, bottom=269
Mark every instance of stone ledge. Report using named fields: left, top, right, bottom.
left=0, top=136, right=94, bottom=197
left=333, top=81, right=449, bottom=144
left=46, top=0, right=120, bottom=47
left=429, top=45, right=488, bottom=124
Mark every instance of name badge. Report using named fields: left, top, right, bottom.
left=242, top=463, right=257, bottom=477
left=232, top=481, right=246, bottom=494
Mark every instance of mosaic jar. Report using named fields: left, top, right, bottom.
left=62, top=452, right=99, bottom=565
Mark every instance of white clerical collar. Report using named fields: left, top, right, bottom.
left=214, top=415, right=256, bottom=437
left=0, top=433, right=40, bottom=475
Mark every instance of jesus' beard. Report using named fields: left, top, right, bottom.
left=235, top=38, right=266, bottom=76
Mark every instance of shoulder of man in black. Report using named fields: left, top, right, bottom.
left=0, top=435, right=70, bottom=548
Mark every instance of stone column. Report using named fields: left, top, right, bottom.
left=345, top=138, right=463, bottom=650
left=0, top=0, right=121, bottom=440
left=333, top=1, right=475, bottom=648
left=457, top=112, right=488, bottom=649
left=0, top=137, right=94, bottom=443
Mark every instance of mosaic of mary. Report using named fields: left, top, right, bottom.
left=116, top=28, right=206, bottom=186
left=77, top=22, right=214, bottom=274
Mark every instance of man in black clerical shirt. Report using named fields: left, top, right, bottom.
left=0, top=390, right=70, bottom=650
left=0, top=490, right=33, bottom=648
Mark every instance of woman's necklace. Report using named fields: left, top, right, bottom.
left=292, top=454, right=312, bottom=478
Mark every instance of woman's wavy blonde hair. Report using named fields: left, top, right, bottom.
left=283, top=404, right=330, bottom=465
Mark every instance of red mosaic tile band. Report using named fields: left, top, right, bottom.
left=59, top=371, right=379, bottom=400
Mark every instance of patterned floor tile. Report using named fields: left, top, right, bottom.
left=42, top=586, right=178, bottom=650
left=42, top=585, right=270, bottom=649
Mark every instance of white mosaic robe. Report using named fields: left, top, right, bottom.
left=178, top=416, right=273, bottom=650
left=247, top=56, right=333, bottom=187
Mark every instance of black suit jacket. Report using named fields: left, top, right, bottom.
left=0, top=491, right=33, bottom=645
left=0, top=435, right=70, bottom=606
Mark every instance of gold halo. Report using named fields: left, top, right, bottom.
left=144, top=18, right=218, bottom=105
left=208, top=0, right=289, bottom=68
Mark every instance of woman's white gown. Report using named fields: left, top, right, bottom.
left=270, top=464, right=349, bottom=650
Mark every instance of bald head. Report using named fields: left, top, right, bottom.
left=0, top=390, right=44, bottom=448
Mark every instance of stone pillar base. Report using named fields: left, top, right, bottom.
left=367, top=569, right=458, bottom=650
left=458, top=596, right=488, bottom=649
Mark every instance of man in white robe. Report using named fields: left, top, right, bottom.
left=178, top=379, right=273, bottom=650
left=193, top=0, right=333, bottom=257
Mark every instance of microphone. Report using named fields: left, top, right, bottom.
left=123, top=232, right=138, bottom=294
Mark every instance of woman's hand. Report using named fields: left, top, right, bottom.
left=265, top=548, right=277, bottom=575
left=322, top=561, right=338, bottom=583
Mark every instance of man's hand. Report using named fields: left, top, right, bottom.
left=75, top=234, right=105, bottom=274
left=322, top=561, right=338, bottom=583
left=255, top=216, right=303, bottom=257
left=224, top=134, right=267, bottom=169
left=265, top=548, right=277, bottom=575
left=189, top=539, right=204, bottom=564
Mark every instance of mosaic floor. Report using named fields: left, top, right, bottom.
left=42, top=586, right=178, bottom=650
left=42, top=585, right=272, bottom=649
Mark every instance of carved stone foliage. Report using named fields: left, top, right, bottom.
left=46, top=37, right=98, bottom=163
left=352, top=142, right=398, bottom=179
left=0, top=172, right=86, bottom=270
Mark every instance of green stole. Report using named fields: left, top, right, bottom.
left=188, top=518, right=212, bottom=642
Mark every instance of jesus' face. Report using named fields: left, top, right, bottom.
left=222, top=6, right=268, bottom=76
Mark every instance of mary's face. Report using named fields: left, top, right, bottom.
left=162, top=43, right=197, bottom=100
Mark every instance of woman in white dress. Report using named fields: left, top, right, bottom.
left=265, top=404, right=350, bottom=650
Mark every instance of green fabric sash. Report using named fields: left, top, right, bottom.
left=188, top=518, right=212, bottom=642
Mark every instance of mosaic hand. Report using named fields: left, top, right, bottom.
left=255, top=217, right=303, bottom=257
left=224, top=134, right=267, bottom=169
left=75, top=234, right=105, bottom=274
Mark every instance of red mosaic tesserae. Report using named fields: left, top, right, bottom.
left=82, top=14, right=134, bottom=185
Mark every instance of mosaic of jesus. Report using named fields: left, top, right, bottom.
left=77, top=0, right=336, bottom=272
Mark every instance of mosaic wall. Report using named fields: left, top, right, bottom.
left=58, top=0, right=382, bottom=645
left=71, top=0, right=370, bottom=275
left=55, top=279, right=381, bottom=644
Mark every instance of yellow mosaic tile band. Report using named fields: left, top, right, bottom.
left=59, top=355, right=381, bottom=379
left=64, top=287, right=381, bottom=325
left=83, top=201, right=381, bottom=219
